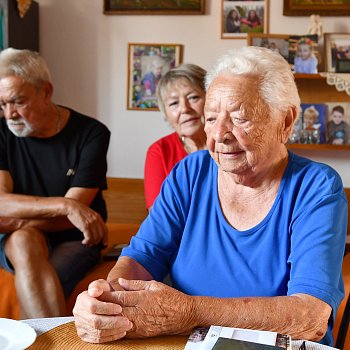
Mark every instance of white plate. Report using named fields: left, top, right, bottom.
left=0, top=318, right=36, bottom=350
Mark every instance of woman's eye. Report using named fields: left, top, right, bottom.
left=233, top=118, right=246, bottom=124
left=189, top=95, right=199, bottom=102
left=205, top=116, right=216, bottom=123
left=168, top=101, right=178, bottom=108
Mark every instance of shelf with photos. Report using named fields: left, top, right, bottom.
left=289, top=73, right=350, bottom=150
left=246, top=32, right=350, bottom=150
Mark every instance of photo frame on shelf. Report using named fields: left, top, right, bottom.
left=325, top=102, right=350, bottom=145
left=283, top=0, right=350, bottom=16
left=294, top=103, right=327, bottom=144
left=288, top=34, right=320, bottom=74
left=221, top=0, right=269, bottom=39
left=247, top=33, right=289, bottom=61
left=127, top=43, right=183, bottom=111
left=104, top=0, right=205, bottom=15
left=324, top=33, right=350, bottom=73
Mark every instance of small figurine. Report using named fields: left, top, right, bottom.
left=307, top=14, right=323, bottom=39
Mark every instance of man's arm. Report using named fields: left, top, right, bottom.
left=0, top=170, right=107, bottom=245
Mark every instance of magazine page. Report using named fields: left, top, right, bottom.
left=184, top=327, right=210, bottom=350
left=201, top=326, right=290, bottom=350
left=184, top=326, right=290, bottom=350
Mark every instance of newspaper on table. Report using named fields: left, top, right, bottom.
left=184, top=326, right=291, bottom=350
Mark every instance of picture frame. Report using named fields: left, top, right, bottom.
left=288, top=34, right=320, bottom=74
left=104, top=0, right=205, bottom=15
left=127, top=43, right=183, bottom=111
left=283, top=0, right=350, bottom=16
left=247, top=33, right=290, bottom=61
left=221, top=0, right=269, bottom=39
left=325, top=102, right=350, bottom=145
left=289, top=103, right=327, bottom=144
left=324, top=33, right=350, bottom=73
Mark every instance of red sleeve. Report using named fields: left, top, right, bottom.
left=144, top=142, right=168, bottom=209
left=144, top=133, right=187, bottom=209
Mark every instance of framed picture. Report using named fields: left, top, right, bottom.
left=127, top=43, right=183, bottom=111
left=283, top=0, right=350, bottom=16
left=324, top=33, right=350, bottom=73
left=221, top=0, right=269, bottom=39
left=290, top=103, right=327, bottom=144
left=104, top=0, right=205, bottom=15
left=325, top=102, right=350, bottom=145
left=247, top=33, right=290, bottom=61
left=288, top=34, right=320, bottom=74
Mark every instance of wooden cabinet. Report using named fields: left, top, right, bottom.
left=288, top=73, right=350, bottom=151
left=0, top=0, right=39, bottom=51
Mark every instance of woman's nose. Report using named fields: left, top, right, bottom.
left=214, top=116, right=234, bottom=143
left=179, top=99, right=190, bottom=113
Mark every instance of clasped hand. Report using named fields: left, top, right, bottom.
left=73, top=278, right=196, bottom=344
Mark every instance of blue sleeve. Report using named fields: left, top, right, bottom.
left=121, top=160, right=192, bottom=280
left=287, top=170, right=347, bottom=314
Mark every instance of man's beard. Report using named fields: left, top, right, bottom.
left=6, top=117, right=33, bottom=137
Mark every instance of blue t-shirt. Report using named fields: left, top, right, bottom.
left=121, top=151, right=347, bottom=346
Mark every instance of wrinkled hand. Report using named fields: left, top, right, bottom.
left=73, top=279, right=133, bottom=343
left=106, top=278, right=196, bottom=338
left=65, top=198, right=108, bottom=246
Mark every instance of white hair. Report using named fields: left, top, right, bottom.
left=205, top=46, right=300, bottom=117
left=0, top=48, right=52, bottom=87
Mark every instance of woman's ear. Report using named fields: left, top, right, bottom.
left=281, top=106, right=298, bottom=144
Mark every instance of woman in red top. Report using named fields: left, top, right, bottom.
left=144, top=64, right=207, bottom=210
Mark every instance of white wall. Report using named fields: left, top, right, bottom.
left=36, top=0, right=350, bottom=185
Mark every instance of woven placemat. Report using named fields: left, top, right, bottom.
left=27, top=321, right=188, bottom=350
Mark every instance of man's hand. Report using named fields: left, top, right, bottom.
left=65, top=198, right=108, bottom=246
left=73, top=279, right=133, bottom=344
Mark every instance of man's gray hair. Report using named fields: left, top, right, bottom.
left=0, top=48, right=52, bottom=87
left=205, top=46, right=300, bottom=117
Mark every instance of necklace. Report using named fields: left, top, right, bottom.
left=55, top=104, right=61, bottom=134
left=181, top=135, right=206, bottom=154
left=181, top=136, right=191, bottom=154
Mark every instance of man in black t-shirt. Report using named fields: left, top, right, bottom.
left=0, top=48, right=110, bottom=318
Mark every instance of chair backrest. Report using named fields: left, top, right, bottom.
left=333, top=253, right=350, bottom=350
left=335, top=292, right=349, bottom=350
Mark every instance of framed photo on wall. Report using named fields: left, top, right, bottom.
left=324, top=33, right=350, bottom=73
left=104, top=0, right=205, bottom=15
left=221, top=0, right=269, bottom=39
left=247, top=33, right=290, bottom=61
left=127, top=43, right=183, bottom=111
left=283, top=0, right=350, bottom=16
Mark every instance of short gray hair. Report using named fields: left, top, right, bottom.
left=0, top=48, right=52, bottom=87
left=205, top=46, right=300, bottom=117
left=156, top=63, right=206, bottom=113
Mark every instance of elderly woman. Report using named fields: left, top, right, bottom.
left=144, top=63, right=207, bottom=210
left=73, top=47, right=346, bottom=346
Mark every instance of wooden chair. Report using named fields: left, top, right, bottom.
left=335, top=293, right=349, bottom=350
left=333, top=253, right=350, bottom=350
